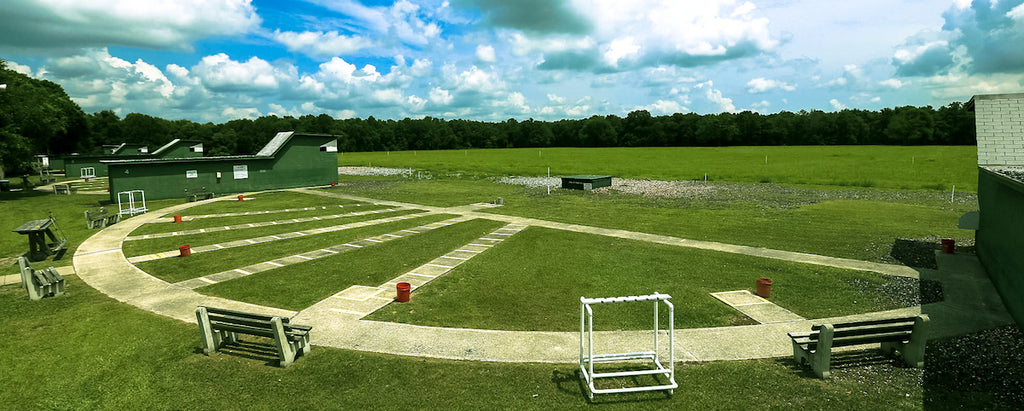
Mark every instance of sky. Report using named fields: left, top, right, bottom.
left=2, top=0, right=1024, bottom=123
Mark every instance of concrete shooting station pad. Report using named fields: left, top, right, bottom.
left=561, top=175, right=612, bottom=190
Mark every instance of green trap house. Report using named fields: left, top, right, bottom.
left=561, top=175, right=613, bottom=190
left=104, top=132, right=338, bottom=202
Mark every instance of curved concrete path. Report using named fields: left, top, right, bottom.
left=74, top=189, right=1014, bottom=363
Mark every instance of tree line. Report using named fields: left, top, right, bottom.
left=1, top=58, right=976, bottom=177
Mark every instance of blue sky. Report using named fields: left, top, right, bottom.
left=2, top=0, right=1023, bottom=123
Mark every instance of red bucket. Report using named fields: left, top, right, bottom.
left=237, top=194, right=244, bottom=201
left=179, top=244, right=191, bottom=257
left=941, top=238, right=955, bottom=254
left=396, top=282, right=411, bottom=302
left=756, top=278, right=772, bottom=298
left=173, top=214, right=182, bottom=223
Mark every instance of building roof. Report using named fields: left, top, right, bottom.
left=255, top=131, right=336, bottom=157
left=967, top=92, right=1024, bottom=111
left=102, top=131, right=336, bottom=165
left=150, top=139, right=202, bottom=157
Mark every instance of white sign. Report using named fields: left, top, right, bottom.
left=186, top=170, right=198, bottom=179
left=233, top=164, right=248, bottom=179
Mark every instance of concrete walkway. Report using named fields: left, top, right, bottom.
left=73, top=189, right=1014, bottom=363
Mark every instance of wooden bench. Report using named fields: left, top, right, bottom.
left=196, top=306, right=312, bottom=367
left=53, top=183, right=76, bottom=195
left=18, top=256, right=65, bottom=300
left=788, top=315, right=929, bottom=378
left=185, top=188, right=215, bottom=202
left=84, top=207, right=118, bottom=229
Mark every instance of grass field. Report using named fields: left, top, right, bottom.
left=0, top=190, right=180, bottom=275
left=199, top=218, right=505, bottom=311
left=339, top=146, right=979, bottom=191
left=366, top=227, right=911, bottom=330
left=2, top=145, right=1017, bottom=408
left=121, top=209, right=424, bottom=257
left=4, top=277, right=957, bottom=409
left=133, top=213, right=455, bottom=284
left=332, top=178, right=976, bottom=264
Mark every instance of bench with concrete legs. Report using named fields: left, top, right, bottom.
left=18, top=256, right=65, bottom=300
left=85, top=207, right=118, bottom=229
left=196, top=306, right=312, bottom=367
left=185, top=188, right=215, bottom=202
left=53, top=184, right=76, bottom=195
left=788, top=314, right=929, bottom=378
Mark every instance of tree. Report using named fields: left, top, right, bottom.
left=578, top=115, right=617, bottom=147
left=885, top=106, right=935, bottom=145
left=0, top=58, right=88, bottom=176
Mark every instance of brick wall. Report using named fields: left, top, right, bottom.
left=974, top=93, right=1024, bottom=166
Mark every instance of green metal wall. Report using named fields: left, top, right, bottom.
left=64, top=156, right=109, bottom=178
left=976, top=168, right=1024, bottom=325
left=107, top=136, right=336, bottom=201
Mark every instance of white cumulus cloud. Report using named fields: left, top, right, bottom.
left=476, top=45, right=496, bottom=63
left=746, top=77, right=796, bottom=93
left=272, top=30, right=373, bottom=57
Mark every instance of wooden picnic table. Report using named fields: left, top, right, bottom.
left=12, top=218, right=67, bottom=261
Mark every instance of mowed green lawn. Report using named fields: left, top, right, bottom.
left=366, top=227, right=911, bottom=331
left=0, top=278, right=935, bottom=409
left=339, top=146, right=978, bottom=191
left=330, top=179, right=976, bottom=263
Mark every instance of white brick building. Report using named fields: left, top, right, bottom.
left=971, top=93, right=1024, bottom=166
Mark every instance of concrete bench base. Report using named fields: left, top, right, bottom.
left=196, top=306, right=311, bottom=368
left=18, top=257, right=65, bottom=300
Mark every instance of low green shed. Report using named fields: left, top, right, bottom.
left=561, top=175, right=613, bottom=190
left=105, top=132, right=337, bottom=201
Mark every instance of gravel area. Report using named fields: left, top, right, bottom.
left=924, top=325, right=1024, bottom=408
left=879, top=236, right=976, bottom=269
left=987, top=166, right=1024, bottom=183
left=495, top=176, right=561, bottom=188
left=844, top=275, right=944, bottom=308
left=338, top=166, right=415, bottom=177
left=495, top=176, right=977, bottom=209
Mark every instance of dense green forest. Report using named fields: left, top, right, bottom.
left=1, top=58, right=975, bottom=176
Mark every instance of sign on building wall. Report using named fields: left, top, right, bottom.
left=186, top=170, right=198, bottom=179
left=233, top=164, right=248, bottom=179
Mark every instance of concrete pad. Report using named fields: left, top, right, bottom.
left=388, top=274, right=435, bottom=288
left=299, top=249, right=337, bottom=259
left=432, top=256, right=466, bottom=266
left=711, top=290, right=805, bottom=324
left=205, top=270, right=248, bottom=283
left=176, top=278, right=213, bottom=289
left=445, top=250, right=479, bottom=259
left=242, top=261, right=284, bottom=273
left=0, top=273, right=21, bottom=286
left=274, top=255, right=310, bottom=266
left=414, top=265, right=452, bottom=276
left=712, top=290, right=765, bottom=306
left=336, top=285, right=388, bottom=301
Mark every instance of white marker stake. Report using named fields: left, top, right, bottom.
left=547, top=167, right=550, bottom=177
left=951, top=185, right=955, bottom=202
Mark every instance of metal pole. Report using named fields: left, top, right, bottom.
left=653, top=298, right=659, bottom=362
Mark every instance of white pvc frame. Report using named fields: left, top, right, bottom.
left=80, top=167, right=96, bottom=179
left=579, top=293, right=676, bottom=399
left=117, top=190, right=148, bottom=217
